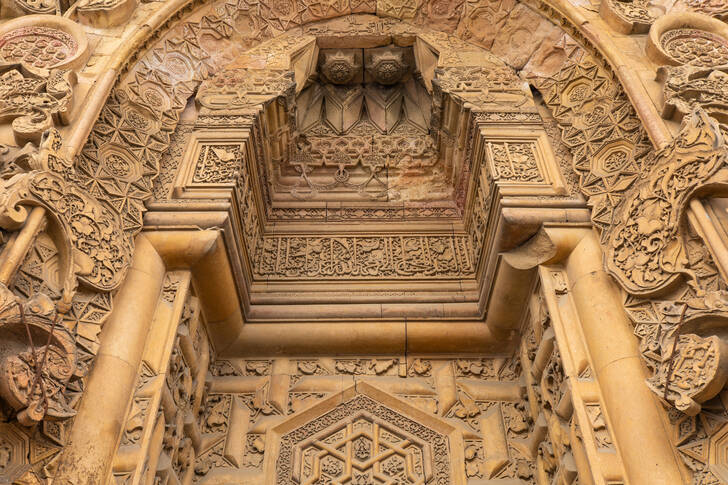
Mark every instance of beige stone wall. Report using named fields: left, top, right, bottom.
left=1, top=0, right=728, bottom=484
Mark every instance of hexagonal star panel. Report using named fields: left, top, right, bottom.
left=265, top=382, right=466, bottom=485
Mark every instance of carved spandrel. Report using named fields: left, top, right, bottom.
left=0, top=126, right=129, bottom=438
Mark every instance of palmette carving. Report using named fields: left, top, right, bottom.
left=0, top=131, right=131, bottom=296
left=647, top=333, right=728, bottom=415
left=0, top=283, right=76, bottom=425
left=0, top=65, right=76, bottom=145
left=658, top=63, right=728, bottom=123
left=606, top=109, right=728, bottom=296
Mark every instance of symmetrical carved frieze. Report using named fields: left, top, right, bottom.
left=434, top=65, right=531, bottom=111
left=255, top=234, right=475, bottom=279
left=192, top=355, right=531, bottom=483
left=272, top=389, right=458, bottom=485
left=19, top=3, right=728, bottom=483
left=196, top=69, right=296, bottom=114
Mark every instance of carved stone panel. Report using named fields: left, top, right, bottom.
left=477, top=126, right=566, bottom=196
left=173, top=129, right=250, bottom=199
left=0, top=16, right=89, bottom=70
left=264, top=382, right=466, bottom=485
left=647, top=13, right=728, bottom=68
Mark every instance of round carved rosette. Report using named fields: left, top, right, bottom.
left=321, top=51, right=361, bottom=85
left=647, top=12, right=728, bottom=67
left=368, top=51, right=408, bottom=85
left=0, top=15, right=89, bottom=70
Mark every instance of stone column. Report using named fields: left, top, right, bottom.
left=564, top=232, right=684, bottom=485
left=54, top=234, right=166, bottom=484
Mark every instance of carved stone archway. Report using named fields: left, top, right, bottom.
left=4, top=1, right=728, bottom=485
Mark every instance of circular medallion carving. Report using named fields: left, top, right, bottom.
left=647, top=12, right=728, bottom=67
left=321, top=50, right=361, bottom=84
left=660, top=28, right=728, bottom=67
left=0, top=26, right=76, bottom=69
left=369, top=52, right=408, bottom=85
left=98, top=144, right=143, bottom=183
left=593, top=141, right=634, bottom=177
left=0, top=15, right=88, bottom=70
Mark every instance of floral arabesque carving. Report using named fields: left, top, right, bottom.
left=0, top=129, right=131, bottom=425
left=647, top=333, right=728, bottom=415
left=660, top=28, right=728, bottom=68
left=658, top=63, right=728, bottom=124
left=254, top=234, right=475, bottom=279
left=1, top=130, right=132, bottom=295
left=606, top=109, right=728, bottom=296
left=434, top=65, right=531, bottom=111
left=0, top=64, right=76, bottom=144
left=0, top=283, right=77, bottom=425
left=7, top=0, right=57, bottom=15
left=75, top=0, right=138, bottom=28
left=196, top=69, right=296, bottom=113
left=532, top=48, right=728, bottom=417
left=600, top=0, right=656, bottom=34
left=683, top=0, right=728, bottom=20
